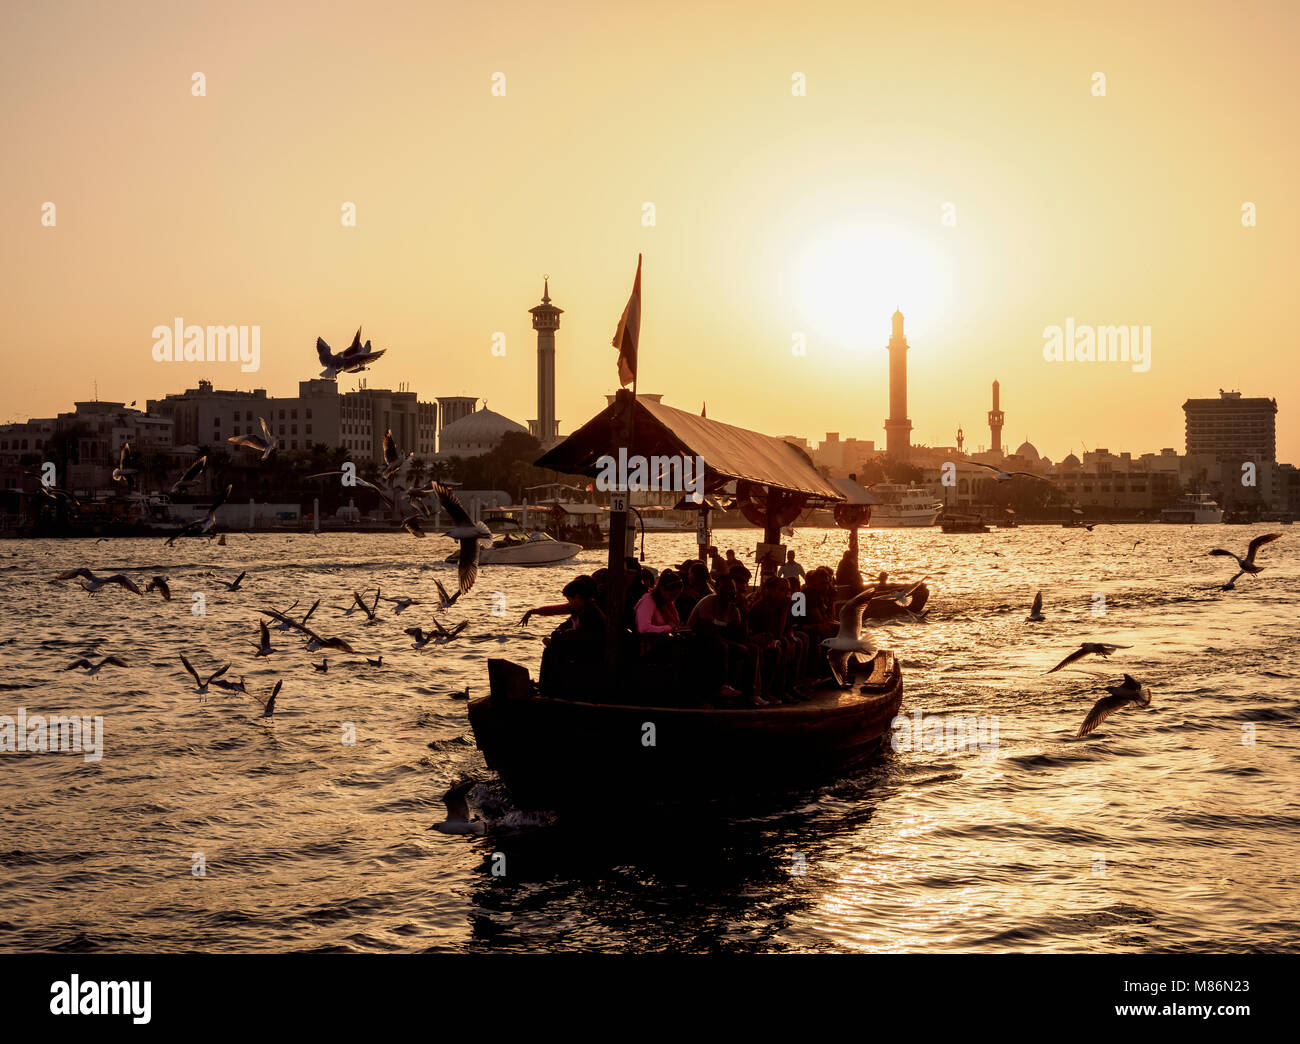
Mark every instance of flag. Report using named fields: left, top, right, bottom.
left=612, top=253, right=641, bottom=387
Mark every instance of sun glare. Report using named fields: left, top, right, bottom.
left=796, top=222, right=949, bottom=348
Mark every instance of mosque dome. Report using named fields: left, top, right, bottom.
left=1015, top=441, right=1040, bottom=462
left=438, top=408, right=527, bottom=455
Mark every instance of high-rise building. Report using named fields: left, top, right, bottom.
left=528, top=279, right=562, bottom=448
left=884, top=310, right=912, bottom=460
left=1182, top=390, right=1278, bottom=507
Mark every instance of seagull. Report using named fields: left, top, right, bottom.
left=217, top=571, right=247, bottom=592
left=400, top=515, right=426, bottom=538
left=316, top=328, right=386, bottom=378
left=305, top=470, right=396, bottom=511
left=35, top=484, right=81, bottom=513
left=970, top=461, right=1046, bottom=483
left=165, top=484, right=231, bottom=545
left=448, top=687, right=470, bottom=701
left=432, top=618, right=468, bottom=644
left=1077, top=675, right=1152, bottom=738
left=432, top=778, right=487, bottom=836
left=64, top=656, right=128, bottom=675
left=352, top=588, right=380, bottom=623
left=432, top=576, right=460, bottom=610
left=431, top=482, right=490, bottom=595
left=180, top=654, right=230, bottom=696
left=1209, top=532, right=1282, bottom=590
left=210, top=675, right=247, bottom=694
left=383, top=596, right=417, bottom=614
left=170, top=454, right=207, bottom=493
left=313, top=658, right=328, bottom=673
left=144, top=576, right=171, bottom=601
left=382, top=429, right=412, bottom=481
left=1046, top=642, right=1133, bottom=674
left=366, top=655, right=383, bottom=667
left=249, top=679, right=282, bottom=718
left=260, top=608, right=357, bottom=654
left=821, top=586, right=880, bottom=687
left=226, top=417, right=277, bottom=461
left=252, top=619, right=274, bottom=657
left=54, top=568, right=142, bottom=595
left=405, top=626, right=435, bottom=649
left=1027, top=591, right=1045, bottom=622
left=263, top=598, right=301, bottom=630
left=112, top=442, right=137, bottom=490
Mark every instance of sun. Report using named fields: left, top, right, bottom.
left=796, top=221, right=948, bottom=348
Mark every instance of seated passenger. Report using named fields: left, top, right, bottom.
left=688, top=573, right=761, bottom=707
left=675, top=562, right=713, bottom=620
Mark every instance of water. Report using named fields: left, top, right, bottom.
left=1, top=525, right=1296, bottom=953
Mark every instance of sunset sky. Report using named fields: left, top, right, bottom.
left=4, top=0, right=1298, bottom=462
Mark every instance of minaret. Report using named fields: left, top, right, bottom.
left=884, top=309, right=912, bottom=459
left=528, top=278, right=563, bottom=448
left=987, top=379, right=1005, bottom=460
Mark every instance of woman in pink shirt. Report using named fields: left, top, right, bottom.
left=635, top=570, right=683, bottom=637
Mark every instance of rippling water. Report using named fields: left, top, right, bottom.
left=1, top=524, right=1297, bottom=953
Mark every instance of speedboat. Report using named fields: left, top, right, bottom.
left=445, top=530, right=581, bottom=567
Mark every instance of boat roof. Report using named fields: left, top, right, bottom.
left=536, top=392, right=844, bottom=502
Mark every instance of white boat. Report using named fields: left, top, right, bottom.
left=1160, top=493, right=1224, bottom=524
left=446, top=530, right=582, bottom=567
left=866, top=484, right=943, bottom=527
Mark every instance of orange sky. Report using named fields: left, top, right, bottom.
left=4, top=0, right=1298, bottom=462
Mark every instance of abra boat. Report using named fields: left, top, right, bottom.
left=940, top=511, right=988, bottom=533
left=470, top=652, right=904, bottom=810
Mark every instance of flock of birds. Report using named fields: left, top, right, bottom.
left=1020, top=530, right=1283, bottom=738
left=47, top=327, right=496, bottom=718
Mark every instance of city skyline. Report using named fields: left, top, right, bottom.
left=4, top=1, right=1298, bottom=463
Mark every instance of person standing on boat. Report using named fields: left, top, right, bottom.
left=777, top=550, right=806, bottom=592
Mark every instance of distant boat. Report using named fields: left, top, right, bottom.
left=1160, top=493, right=1224, bottom=524
left=940, top=511, right=989, bottom=533
left=866, top=484, right=942, bottom=527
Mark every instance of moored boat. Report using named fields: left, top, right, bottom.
left=469, top=652, right=904, bottom=811
left=446, top=530, right=582, bottom=567
left=1160, top=493, right=1224, bottom=524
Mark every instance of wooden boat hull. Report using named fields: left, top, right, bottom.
left=468, top=652, right=904, bottom=811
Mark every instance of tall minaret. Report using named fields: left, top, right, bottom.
left=528, top=278, right=562, bottom=448
left=987, top=379, right=1005, bottom=460
left=884, top=309, right=912, bottom=460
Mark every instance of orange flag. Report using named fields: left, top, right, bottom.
left=611, top=254, right=641, bottom=387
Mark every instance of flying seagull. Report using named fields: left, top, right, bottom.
left=170, top=454, right=208, bottom=493
left=431, top=618, right=468, bottom=644
left=431, top=482, right=490, bottom=595
left=210, top=675, right=247, bottom=695
left=217, top=571, right=247, bottom=592
left=261, top=609, right=357, bottom=654
left=400, top=515, right=426, bottom=538
left=1027, top=591, right=1045, bottom=622
left=112, top=442, right=137, bottom=490
left=1209, top=532, right=1282, bottom=590
left=970, top=461, right=1046, bottom=483
left=165, top=484, right=232, bottom=545
left=180, top=654, right=230, bottom=696
left=405, top=626, right=435, bottom=649
left=383, top=595, right=418, bottom=614
left=352, top=587, right=380, bottom=623
left=54, top=568, right=142, bottom=595
left=1046, top=642, right=1133, bottom=674
left=432, top=576, right=460, bottom=610
left=316, top=328, right=386, bottom=378
left=1077, top=674, right=1152, bottom=738
left=64, top=655, right=128, bottom=675
left=252, top=619, right=274, bottom=657
left=227, top=417, right=277, bottom=461
left=144, top=576, right=171, bottom=601
left=249, top=679, right=282, bottom=718
left=382, top=429, right=412, bottom=482
left=821, top=586, right=880, bottom=687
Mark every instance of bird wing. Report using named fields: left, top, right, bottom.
left=180, top=654, right=201, bottom=686
left=384, top=430, right=398, bottom=466
left=403, top=627, right=423, bottom=639
left=433, top=576, right=452, bottom=604
left=233, top=571, right=246, bottom=587
left=837, top=587, right=876, bottom=639
left=56, top=568, right=95, bottom=582
left=1077, top=694, right=1138, bottom=737
left=345, top=327, right=363, bottom=355
left=352, top=591, right=369, bottom=616
left=1246, top=532, right=1282, bottom=563
left=259, top=620, right=270, bottom=648
left=457, top=540, right=480, bottom=594
left=227, top=434, right=266, bottom=451
left=65, top=658, right=92, bottom=670
left=109, top=575, right=143, bottom=595
left=447, top=620, right=468, bottom=638
left=102, top=655, right=129, bottom=667
left=827, top=649, right=851, bottom=686
left=316, top=337, right=334, bottom=367
left=1031, top=591, right=1043, bottom=616
left=970, top=461, right=999, bottom=473
left=1047, top=647, right=1089, bottom=674
left=301, top=598, right=320, bottom=625
left=251, top=679, right=282, bottom=716
left=432, top=483, right=473, bottom=528
left=212, top=484, right=232, bottom=511
left=372, top=587, right=381, bottom=612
